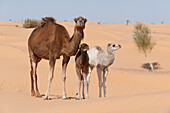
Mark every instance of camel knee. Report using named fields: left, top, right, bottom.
left=62, top=76, right=66, bottom=81
left=48, top=74, right=53, bottom=81
left=30, top=69, right=33, bottom=75
left=87, top=75, right=90, bottom=84
left=103, top=83, right=106, bottom=89
left=81, top=80, right=84, bottom=85
left=98, top=81, right=103, bottom=87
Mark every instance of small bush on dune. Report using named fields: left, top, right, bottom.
left=126, top=20, right=129, bottom=25
left=133, top=23, right=156, bottom=72
left=97, top=22, right=101, bottom=24
left=23, top=18, right=40, bottom=28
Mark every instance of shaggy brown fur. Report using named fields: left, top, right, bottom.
left=75, top=43, right=89, bottom=99
left=28, top=16, right=87, bottom=100
left=40, top=17, right=56, bottom=27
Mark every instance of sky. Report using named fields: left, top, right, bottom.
left=0, top=0, right=170, bottom=23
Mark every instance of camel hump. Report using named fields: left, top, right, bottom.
left=40, top=17, right=56, bottom=27
left=95, top=46, right=102, bottom=51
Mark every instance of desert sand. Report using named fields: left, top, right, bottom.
left=0, top=21, right=170, bottom=113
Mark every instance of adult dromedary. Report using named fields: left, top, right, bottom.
left=28, top=16, right=87, bottom=100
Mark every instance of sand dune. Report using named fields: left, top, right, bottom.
left=0, top=21, right=170, bottom=113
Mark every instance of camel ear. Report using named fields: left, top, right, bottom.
left=42, top=18, right=45, bottom=21
left=74, top=18, right=77, bottom=22
left=108, top=43, right=111, bottom=47
left=84, top=18, right=87, bottom=23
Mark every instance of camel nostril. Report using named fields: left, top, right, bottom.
left=119, top=45, right=121, bottom=48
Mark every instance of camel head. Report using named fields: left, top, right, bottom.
left=80, top=43, right=89, bottom=52
left=107, top=43, right=121, bottom=54
left=74, top=16, right=87, bottom=29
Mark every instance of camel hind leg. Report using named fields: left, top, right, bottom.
left=30, top=59, right=35, bottom=96
left=87, top=66, right=94, bottom=94
left=29, top=54, right=41, bottom=97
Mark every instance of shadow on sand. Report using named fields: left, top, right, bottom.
left=41, top=94, right=77, bottom=100
left=142, top=62, right=161, bottom=71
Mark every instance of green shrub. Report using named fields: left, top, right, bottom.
left=126, top=20, right=129, bottom=25
left=97, top=22, right=101, bottom=24
left=23, top=18, right=40, bottom=28
left=133, top=23, right=156, bottom=72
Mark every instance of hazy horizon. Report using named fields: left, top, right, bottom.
left=0, top=0, right=170, bottom=23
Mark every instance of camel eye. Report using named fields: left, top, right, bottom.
left=112, top=44, right=115, bottom=47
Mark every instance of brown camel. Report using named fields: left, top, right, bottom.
left=75, top=43, right=89, bottom=99
left=28, top=16, right=87, bottom=100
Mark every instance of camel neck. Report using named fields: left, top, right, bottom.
left=70, top=27, right=84, bottom=45
left=63, top=27, right=84, bottom=56
left=74, top=27, right=84, bottom=39
left=105, top=53, right=115, bottom=67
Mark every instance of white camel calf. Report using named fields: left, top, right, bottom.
left=87, top=43, right=121, bottom=97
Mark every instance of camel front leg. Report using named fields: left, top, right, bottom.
left=62, top=56, right=70, bottom=100
left=76, top=67, right=82, bottom=100
left=82, top=69, right=89, bottom=99
left=97, top=67, right=102, bottom=97
left=81, top=79, right=85, bottom=99
left=103, top=68, right=108, bottom=97
left=44, top=57, right=56, bottom=100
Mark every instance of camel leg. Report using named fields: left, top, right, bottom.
left=30, top=59, right=35, bottom=96
left=61, top=56, right=70, bottom=100
left=35, top=69, right=41, bottom=97
left=30, top=58, right=41, bottom=97
left=44, top=57, right=56, bottom=100
left=81, top=79, right=85, bottom=99
left=97, top=67, right=102, bottom=97
left=87, top=66, right=93, bottom=94
left=82, top=68, right=89, bottom=99
left=76, top=67, right=82, bottom=100
left=103, top=68, right=108, bottom=97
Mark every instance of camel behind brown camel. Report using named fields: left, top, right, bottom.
left=28, top=16, right=87, bottom=100
left=75, top=43, right=89, bottom=99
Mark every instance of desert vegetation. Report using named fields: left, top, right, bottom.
left=97, top=22, right=101, bottom=24
left=126, top=20, right=129, bottom=25
left=133, top=23, right=156, bottom=72
left=23, top=18, right=40, bottom=28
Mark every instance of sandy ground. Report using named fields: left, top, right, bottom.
left=0, top=21, right=170, bottom=113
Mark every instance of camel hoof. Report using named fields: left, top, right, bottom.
left=76, top=98, right=80, bottom=100
left=31, top=91, right=35, bottom=96
left=82, top=96, right=85, bottom=99
left=35, top=92, right=42, bottom=98
left=62, top=96, right=67, bottom=100
left=86, top=96, right=89, bottom=99
left=44, top=96, right=51, bottom=100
